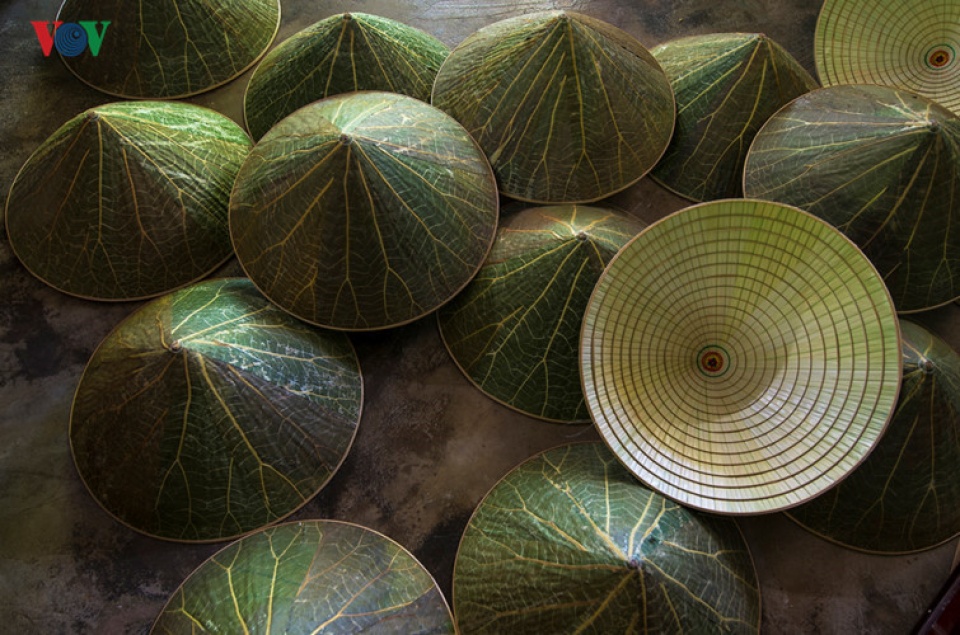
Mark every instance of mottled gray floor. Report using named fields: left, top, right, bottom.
left=0, top=0, right=956, bottom=633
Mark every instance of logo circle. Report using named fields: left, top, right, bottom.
left=55, top=23, right=88, bottom=57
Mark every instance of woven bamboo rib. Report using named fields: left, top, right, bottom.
left=581, top=200, right=902, bottom=515
left=815, top=0, right=960, bottom=114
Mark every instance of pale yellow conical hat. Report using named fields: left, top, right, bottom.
left=815, top=0, right=960, bottom=114
left=580, top=199, right=902, bottom=515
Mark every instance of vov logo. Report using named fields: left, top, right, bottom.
left=31, top=21, right=110, bottom=57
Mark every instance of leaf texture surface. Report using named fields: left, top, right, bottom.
left=153, top=520, right=454, bottom=633
left=244, top=12, right=448, bottom=140
left=5, top=101, right=251, bottom=300
left=743, top=84, right=960, bottom=312
left=438, top=205, right=643, bottom=422
left=70, top=278, right=363, bottom=541
left=432, top=10, right=674, bottom=203
left=231, top=91, right=499, bottom=331
left=453, top=443, right=760, bottom=634
left=651, top=33, right=817, bottom=201
left=57, top=0, right=280, bottom=98
left=789, top=319, right=960, bottom=553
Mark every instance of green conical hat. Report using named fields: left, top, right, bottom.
left=788, top=319, right=960, bottom=553
left=231, top=91, right=499, bottom=331
left=57, top=0, right=280, bottom=98
left=743, top=84, right=960, bottom=312
left=438, top=205, right=643, bottom=423
left=5, top=101, right=250, bottom=301
left=453, top=443, right=761, bottom=634
left=580, top=199, right=902, bottom=515
left=815, top=0, right=960, bottom=114
left=651, top=33, right=817, bottom=202
left=70, top=278, right=363, bottom=542
left=431, top=10, right=675, bottom=203
left=153, top=520, right=454, bottom=633
left=244, top=12, right=448, bottom=140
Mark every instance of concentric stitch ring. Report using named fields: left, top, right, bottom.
left=580, top=199, right=902, bottom=515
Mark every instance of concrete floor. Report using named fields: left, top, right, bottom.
left=0, top=0, right=957, bottom=633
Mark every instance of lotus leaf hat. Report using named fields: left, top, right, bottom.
left=244, top=12, right=448, bottom=140
left=56, top=0, right=280, bottom=98
left=651, top=32, right=817, bottom=201
left=789, top=319, right=960, bottom=553
left=70, top=278, right=363, bottom=542
left=231, top=91, right=499, bottom=331
left=743, top=84, right=960, bottom=312
left=5, top=101, right=250, bottom=300
left=432, top=10, right=675, bottom=203
left=438, top=205, right=643, bottom=422
left=153, top=520, right=453, bottom=632
left=453, top=443, right=761, bottom=633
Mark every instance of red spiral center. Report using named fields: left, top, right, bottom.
left=700, top=351, right=725, bottom=373
left=928, top=47, right=952, bottom=69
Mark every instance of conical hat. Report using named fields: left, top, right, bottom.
left=651, top=33, right=817, bottom=202
left=432, top=10, right=675, bottom=203
left=438, top=205, right=644, bottom=423
left=70, top=278, right=363, bottom=542
left=5, top=101, right=250, bottom=301
left=231, top=91, right=499, bottom=331
left=453, top=443, right=760, bottom=633
left=788, top=319, right=960, bottom=553
left=152, top=520, right=453, bottom=633
left=743, top=84, right=960, bottom=312
left=56, top=0, right=280, bottom=98
left=244, top=12, right=448, bottom=140
left=815, top=0, right=960, bottom=114
left=580, top=199, right=902, bottom=515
